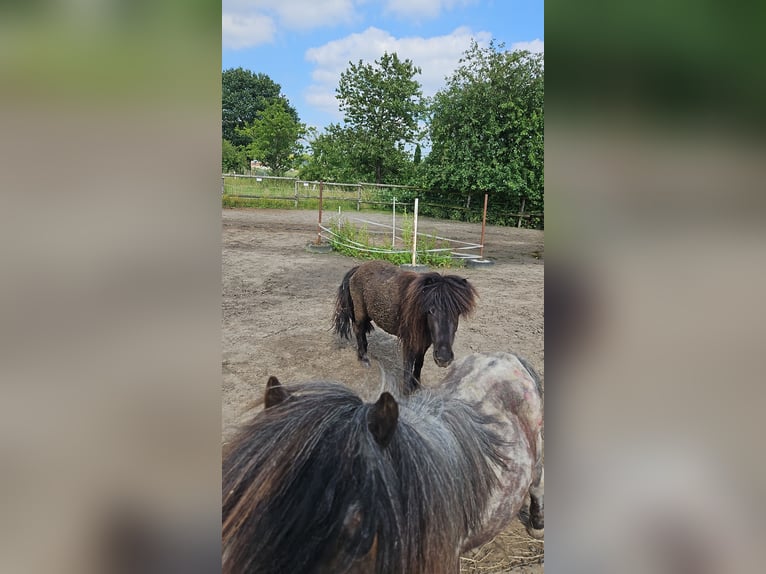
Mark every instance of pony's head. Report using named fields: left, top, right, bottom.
left=223, top=371, right=508, bottom=574
left=402, top=272, right=478, bottom=367
left=222, top=377, right=402, bottom=574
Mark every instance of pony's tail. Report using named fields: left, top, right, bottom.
left=333, top=266, right=358, bottom=340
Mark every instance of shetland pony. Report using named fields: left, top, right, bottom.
left=333, top=260, right=477, bottom=394
left=222, top=352, right=544, bottom=574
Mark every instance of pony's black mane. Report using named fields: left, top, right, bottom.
left=401, top=272, right=478, bottom=352
left=222, top=381, right=506, bottom=574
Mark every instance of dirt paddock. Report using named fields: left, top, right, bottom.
left=222, top=207, right=544, bottom=572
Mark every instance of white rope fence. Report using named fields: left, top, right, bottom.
left=319, top=215, right=483, bottom=260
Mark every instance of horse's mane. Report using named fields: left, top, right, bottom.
left=390, top=390, right=507, bottom=568
left=222, top=381, right=505, bottom=574
left=400, top=272, right=478, bottom=352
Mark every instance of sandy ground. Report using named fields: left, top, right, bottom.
left=222, top=207, right=544, bottom=572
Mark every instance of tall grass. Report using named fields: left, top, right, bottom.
left=327, top=215, right=457, bottom=268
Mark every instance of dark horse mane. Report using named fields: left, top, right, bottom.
left=400, top=272, right=478, bottom=353
left=222, top=381, right=506, bottom=574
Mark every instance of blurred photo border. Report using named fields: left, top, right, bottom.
left=1, top=1, right=764, bottom=572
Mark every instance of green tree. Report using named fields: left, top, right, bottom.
left=335, top=52, right=426, bottom=184
left=237, top=99, right=305, bottom=176
left=222, top=68, right=297, bottom=147
left=422, top=41, right=544, bottom=226
left=299, top=123, right=359, bottom=182
left=300, top=123, right=416, bottom=185
left=222, top=138, right=247, bottom=173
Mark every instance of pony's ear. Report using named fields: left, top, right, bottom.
left=264, top=376, right=290, bottom=409
left=367, top=392, right=398, bottom=447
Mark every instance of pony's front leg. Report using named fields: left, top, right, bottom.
left=353, top=321, right=371, bottom=367
left=402, top=349, right=423, bottom=394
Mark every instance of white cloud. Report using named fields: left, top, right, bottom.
left=272, top=0, right=359, bottom=30
left=304, top=26, right=492, bottom=119
left=222, top=12, right=276, bottom=50
left=511, top=38, right=544, bottom=53
left=223, top=0, right=360, bottom=48
left=384, top=0, right=477, bottom=20
left=304, top=87, right=341, bottom=120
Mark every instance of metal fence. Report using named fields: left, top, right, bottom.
left=222, top=174, right=543, bottom=228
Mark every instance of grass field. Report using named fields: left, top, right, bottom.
left=222, top=175, right=417, bottom=214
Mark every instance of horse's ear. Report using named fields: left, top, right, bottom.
left=264, top=376, right=290, bottom=409
left=367, top=392, right=398, bottom=447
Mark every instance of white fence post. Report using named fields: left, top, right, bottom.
left=392, top=197, right=396, bottom=246
left=411, top=198, right=419, bottom=265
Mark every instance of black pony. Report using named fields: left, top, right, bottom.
left=222, top=352, right=544, bottom=574
left=333, top=260, right=477, bottom=394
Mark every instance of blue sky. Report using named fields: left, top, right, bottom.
left=222, top=1, right=543, bottom=132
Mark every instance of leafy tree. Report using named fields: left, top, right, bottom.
left=237, top=99, right=305, bottom=176
left=222, top=138, right=247, bottom=173
left=422, top=41, right=544, bottom=226
left=299, top=123, right=358, bottom=182
left=222, top=68, right=297, bottom=147
left=335, top=52, right=426, bottom=184
left=299, top=123, right=416, bottom=185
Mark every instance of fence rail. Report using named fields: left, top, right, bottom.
left=221, top=175, right=543, bottom=228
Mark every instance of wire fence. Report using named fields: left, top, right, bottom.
left=318, top=214, right=484, bottom=260
left=222, top=174, right=543, bottom=228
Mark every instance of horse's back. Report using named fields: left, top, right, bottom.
left=441, top=352, right=543, bottom=425
left=350, top=261, right=412, bottom=335
left=352, top=260, right=405, bottom=284
left=443, top=352, right=543, bottom=461
left=437, top=352, right=544, bottom=550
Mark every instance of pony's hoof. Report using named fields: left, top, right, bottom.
left=360, top=357, right=371, bottom=368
